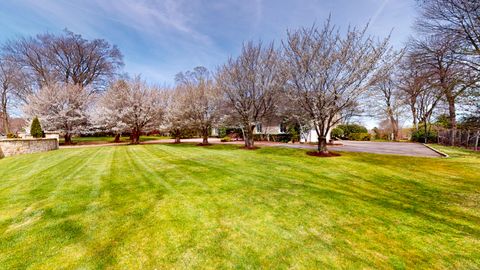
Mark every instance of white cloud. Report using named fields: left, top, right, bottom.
left=370, top=0, right=391, bottom=26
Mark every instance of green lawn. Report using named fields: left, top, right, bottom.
left=59, top=135, right=170, bottom=145
left=0, top=144, right=479, bottom=269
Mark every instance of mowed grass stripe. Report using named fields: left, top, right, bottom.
left=0, top=144, right=478, bottom=269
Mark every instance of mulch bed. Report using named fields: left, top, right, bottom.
left=240, top=146, right=261, bottom=150
left=306, top=151, right=341, bottom=157
left=196, top=143, right=213, bottom=146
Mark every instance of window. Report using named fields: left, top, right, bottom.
left=280, top=123, right=287, bottom=133
left=256, top=123, right=262, bottom=133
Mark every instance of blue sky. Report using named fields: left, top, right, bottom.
left=0, top=0, right=418, bottom=86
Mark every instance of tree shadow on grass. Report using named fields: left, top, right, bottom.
left=296, top=164, right=480, bottom=237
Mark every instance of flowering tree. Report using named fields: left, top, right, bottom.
left=161, top=87, right=191, bottom=143
left=217, top=42, right=283, bottom=148
left=94, top=77, right=165, bottom=144
left=175, top=66, right=221, bottom=145
left=24, top=83, right=91, bottom=144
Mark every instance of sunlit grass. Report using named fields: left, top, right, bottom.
left=59, top=135, right=170, bottom=145
left=0, top=144, right=478, bottom=269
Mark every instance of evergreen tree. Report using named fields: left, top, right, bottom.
left=30, top=117, right=43, bottom=138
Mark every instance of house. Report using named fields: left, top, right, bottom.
left=255, top=121, right=331, bottom=143
left=213, top=118, right=332, bottom=143
left=300, top=128, right=332, bottom=143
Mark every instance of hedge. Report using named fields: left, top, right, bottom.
left=347, top=132, right=371, bottom=141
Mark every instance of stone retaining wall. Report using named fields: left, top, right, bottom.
left=0, top=139, right=59, bottom=158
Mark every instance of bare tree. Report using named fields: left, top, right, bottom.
left=24, top=83, right=91, bottom=144
left=0, top=53, right=32, bottom=135
left=3, top=29, right=123, bottom=90
left=410, top=35, right=477, bottom=145
left=398, top=50, right=444, bottom=143
left=95, top=77, right=165, bottom=144
left=371, top=74, right=406, bottom=140
left=175, top=66, right=221, bottom=145
left=416, top=81, right=444, bottom=143
left=397, top=54, right=431, bottom=130
left=0, top=58, right=17, bottom=134
left=417, top=0, right=480, bottom=71
left=370, top=50, right=406, bottom=141
left=282, top=20, right=393, bottom=153
left=217, top=42, right=283, bottom=148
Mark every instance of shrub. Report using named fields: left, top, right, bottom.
left=253, top=134, right=292, bottom=142
left=271, top=134, right=292, bottom=143
left=217, top=127, right=227, bottom=138
left=335, top=124, right=368, bottom=139
left=331, top=127, right=344, bottom=139
left=288, top=126, right=300, bottom=143
left=411, top=128, right=438, bottom=143
left=347, top=132, right=371, bottom=141
left=30, top=117, right=43, bottom=138
left=337, top=124, right=367, bottom=137
left=6, top=133, right=17, bottom=139
left=220, top=136, right=231, bottom=142
left=253, top=134, right=266, bottom=141
left=278, top=134, right=292, bottom=143
left=434, top=114, right=451, bottom=128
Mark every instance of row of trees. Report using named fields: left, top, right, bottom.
left=1, top=18, right=397, bottom=153
left=0, top=30, right=123, bottom=136
left=2, top=1, right=478, bottom=152
left=370, top=0, right=480, bottom=144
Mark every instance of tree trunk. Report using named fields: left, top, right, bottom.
left=446, top=96, right=456, bottom=146
left=1, top=111, right=9, bottom=135
left=388, top=112, right=398, bottom=141
left=393, top=119, right=399, bottom=141
left=1, top=93, right=9, bottom=134
left=466, top=131, right=470, bottom=148
left=244, top=124, right=255, bottom=148
left=114, top=133, right=121, bottom=143
left=174, top=129, right=181, bottom=143
left=202, top=127, right=209, bottom=144
left=423, top=122, right=429, bottom=144
left=317, top=136, right=328, bottom=154
left=131, top=128, right=140, bottom=144
left=64, top=133, right=72, bottom=145
left=475, top=131, right=479, bottom=151
left=411, top=103, right=418, bottom=131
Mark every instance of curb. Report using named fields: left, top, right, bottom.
left=423, top=144, right=449, bottom=158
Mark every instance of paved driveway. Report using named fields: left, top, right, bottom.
left=62, top=138, right=442, bottom=157
left=269, top=140, right=441, bottom=157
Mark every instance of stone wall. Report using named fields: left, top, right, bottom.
left=0, top=139, right=59, bottom=158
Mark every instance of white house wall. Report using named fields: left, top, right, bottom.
left=254, top=125, right=282, bottom=135
left=300, top=128, right=331, bottom=143
left=212, top=123, right=333, bottom=143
